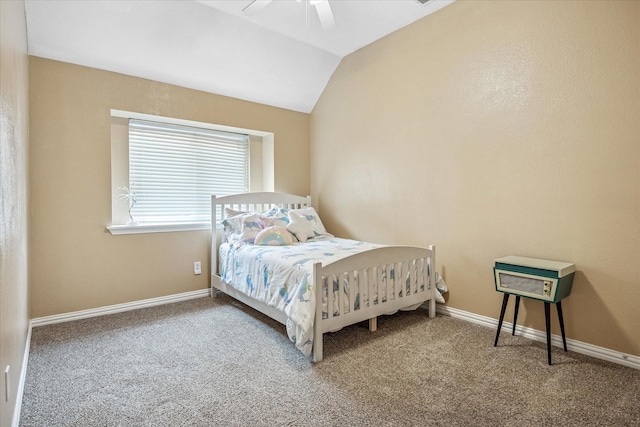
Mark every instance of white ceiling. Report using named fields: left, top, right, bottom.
left=24, top=0, right=454, bottom=113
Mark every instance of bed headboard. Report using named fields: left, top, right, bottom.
left=211, top=192, right=312, bottom=276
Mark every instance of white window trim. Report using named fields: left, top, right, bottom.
left=107, top=222, right=211, bottom=235
left=110, top=110, right=272, bottom=138
left=108, top=110, right=274, bottom=235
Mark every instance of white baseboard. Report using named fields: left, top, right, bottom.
left=435, top=304, right=640, bottom=370
left=31, top=288, right=211, bottom=327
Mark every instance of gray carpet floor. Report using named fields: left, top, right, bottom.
left=20, top=295, right=640, bottom=426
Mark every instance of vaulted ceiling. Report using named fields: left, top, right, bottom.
left=24, top=0, right=454, bottom=113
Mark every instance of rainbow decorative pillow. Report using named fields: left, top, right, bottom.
left=254, top=226, right=295, bottom=246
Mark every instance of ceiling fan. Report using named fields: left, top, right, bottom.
left=243, top=0, right=336, bottom=30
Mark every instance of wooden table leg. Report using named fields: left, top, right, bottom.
left=545, top=302, right=552, bottom=365
left=512, top=296, right=521, bottom=336
left=494, top=293, right=510, bottom=347
left=556, top=301, right=567, bottom=352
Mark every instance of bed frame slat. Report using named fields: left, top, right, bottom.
left=371, top=267, right=377, bottom=305
left=329, top=275, right=335, bottom=318
left=338, top=273, right=348, bottom=316
left=349, top=270, right=356, bottom=314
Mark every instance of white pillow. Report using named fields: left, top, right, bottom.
left=222, top=211, right=263, bottom=245
left=224, top=207, right=247, bottom=217
left=260, top=207, right=289, bottom=229
left=286, top=211, right=316, bottom=243
left=289, top=207, right=329, bottom=237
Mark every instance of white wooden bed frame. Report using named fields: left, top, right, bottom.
left=210, top=192, right=436, bottom=362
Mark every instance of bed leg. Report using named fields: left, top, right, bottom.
left=312, top=262, right=324, bottom=362
left=368, top=317, right=377, bottom=332
left=429, top=297, right=436, bottom=319
left=313, top=334, right=323, bottom=362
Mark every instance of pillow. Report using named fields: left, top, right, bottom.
left=260, top=207, right=289, bottom=229
left=222, top=211, right=263, bottom=245
left=254, top=226, right=295, bottom=246
left=224, top=207, right=248, bottom=217
left=289, top=207, right=329, bottom=237
left=286, top=211, right=316, bottom=243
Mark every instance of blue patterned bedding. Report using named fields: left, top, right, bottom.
left=219, top=236, right=382, bottom=356
left=219, top=236, right=448, bottom=357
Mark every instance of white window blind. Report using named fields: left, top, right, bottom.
left=129, top=119, right=249, bottom=224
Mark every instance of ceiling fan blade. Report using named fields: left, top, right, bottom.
left=242, top=0, right=272, bottom=16
left=312, top=0, right=335, bottom=29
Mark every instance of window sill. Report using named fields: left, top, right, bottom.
left=107, top=222, right=211, bottom=235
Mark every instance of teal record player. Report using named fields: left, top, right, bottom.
left=494, top=256, right=575, bottom=303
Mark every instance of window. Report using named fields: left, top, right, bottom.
left=109, top=110, right=274, bottom=235
left=128, top=119, right=249, bottom=224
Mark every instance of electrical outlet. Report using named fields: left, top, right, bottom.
left=194, top=261, right=202, bottom=275
left=4, top=365, right=9, bottom=402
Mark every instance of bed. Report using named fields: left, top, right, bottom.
left=210, top=192, right=441, bottom=362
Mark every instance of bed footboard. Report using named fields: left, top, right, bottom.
left=312, top=245, right=436, bottom=362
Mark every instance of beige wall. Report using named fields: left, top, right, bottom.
left=311, top=1, right=639, bottom=356
left=1, top=0, right=30, bottom=424
left=29, top=58, right=310, bottom=318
